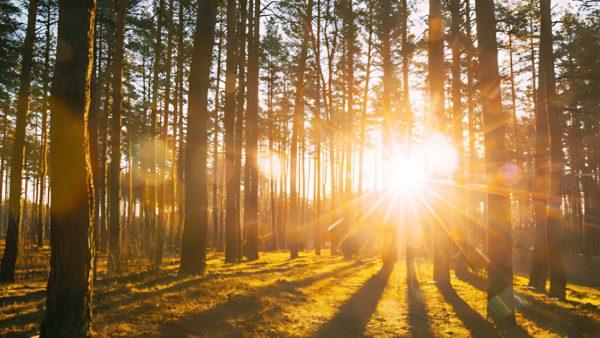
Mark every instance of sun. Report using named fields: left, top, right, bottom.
left=386, top=150, right=427, bottom=190
left=383, top=133, right=459, bottom=191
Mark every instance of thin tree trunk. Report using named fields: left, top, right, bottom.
left=37, top=3, right=52, bottom=248
left=313, top=0, right=323, bottom=255
left=243, top=0, right=260, bottom=260
left=429, top=0, right=449, bottom=286
left=212, top=30, right=223, bottom=248
left=174, top=0, right=186, bottom=251
left=224, top=0, right=239, bottom=263
left=450, top=0, right=467, bottom=277
left=108, top=0, right=127, bottom=275
left=289, top=0, right=313, bottom=259
left=0, top=0, right=39, bottom=282
left=150, top=0, right=164, bottom=267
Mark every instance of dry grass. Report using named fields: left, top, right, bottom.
left=1, top=251, right=598, bottom=337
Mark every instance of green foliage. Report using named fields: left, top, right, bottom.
left=0, top=0, right=20, bottom=101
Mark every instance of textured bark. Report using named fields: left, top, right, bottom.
left=174, top=0, right=186, bottom=251
left=340, top=0, right=355, bottom=260
left=449, top=0, right=467, bottom=277
left=157, top=0, right=175, bottom=265
left=243, top=0, right=260, bottom=261
left=528, top=1, right=550, bottom=291
left=0, top=0, right=38, bottom=283
left=37, top=2, right=52, bottom=248
left=401, top=0, right=411, bottom=135
left=379, top=0, right=393, bottom=144
left=179, top=0, right=218, bottom=275
left=224, top=0, right=239, bottom=263
left=212, top=31, right=223, bottom=248
left=39, top=0, right=95, bottom=334
left=108, top=0, right=127, bottom=275
left=149, top=0, right=164, bottom=267
left=313, top=0, right=324, bottom=255
left=428, top=0, right=449, bottom=286
left=289, top=0, right=313, bottom=259
left=474, top=0, right=515, bottom=323
left=539, top=0, right=566, bottom=299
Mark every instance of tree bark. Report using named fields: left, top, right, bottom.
left=429, top=0, right=449, bottom=286
left=243, top=0, right=260, bottom=260
left=37, top=2, right=53, bottom=248
left=289, top=0, right=313, bottom=259
left=0, top=0, right=39, bottom=282
left=474, top=0, right=515, bottom=323
left=108, top=0, right=127, bottom=275
left=529, top=1, right=551, bottom=292
left=39, top=0, right=95, bottom=334
left=224, top=0, right=239, bottom=263
left=149, top=0, right=164, bottom=267
left=179, top=0, right=218, bottom=275
left=212, top=30, right=223, bottom=248
left=539, top=0, right=566, bottom=299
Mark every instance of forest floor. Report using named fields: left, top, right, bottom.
left=0, top=251, right=599, bottom=337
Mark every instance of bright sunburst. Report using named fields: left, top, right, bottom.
left=382, top=133, right=459, bottom=192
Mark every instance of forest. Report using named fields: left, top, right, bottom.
left=0, top=0, right=599, bottom=336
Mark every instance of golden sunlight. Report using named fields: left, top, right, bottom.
left=382, top=133, right=458, bottom=192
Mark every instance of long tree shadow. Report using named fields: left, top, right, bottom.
left=437, top=284, right=500, bottom=338
left=155, top=260, right=373, bottom=337
left=458, top=270, right=487, bottom=291
left=97, top=257, right=357, bottom=312
left=0, top=290, right=46, bottom=307
left=1, top=257, right=362, bottom=337
left=311, top=265, right=392, bottom=337
left=515, top=290, right=600, bottom=337
left=407, top=261, right=434, bottom=338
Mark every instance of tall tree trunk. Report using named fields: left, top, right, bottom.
left=212, top=30, right=223, bottom=248
left=401, top=0, right=411, bottom=138
left=39, top=0, right=95, bottom=333
left=379, top=0, right=393, bottom=145
left=233, top=0, right=247, bottom=261
left=341, top=0, right=355, bottom=259
left=474, top=0, right=515, bottom=323
left=449, top=0, right=467, bottom=277
left=108, top=0, right=127, bottom=275
left=313, top=0, right=324, bottom=255
left=539, top=0, right=566, bottom=299
left=289, top=0, right=313, bottom=259
left=465, top=0, right=478, bottom=248
left=243, top=0, right=260, bottom=260
left=401, top=0, right=414, bottom=283
left=37, top=3, right=52, bottom=248
left=224, top=0, right=239, bottom=263
left=429, top=0, right=449, bottom=286
left=179, top=0, right=218, bottom=275
left=157, top=0, right=174, bottom=263
left=0, top=0, right=38, bottom=282
left=174, top=0, right=186, bottom=251
left=529, top=1, right=550, bottom=291
left=150, top=0, right=164, bottom=267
